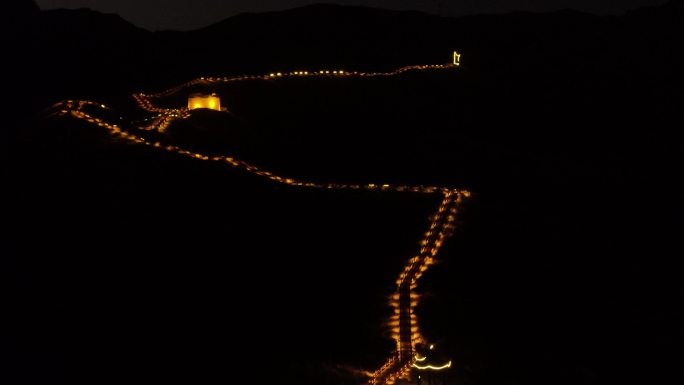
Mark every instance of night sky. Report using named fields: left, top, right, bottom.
left=36, top=0, right=669, bottom=30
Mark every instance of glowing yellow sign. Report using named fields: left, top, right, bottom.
left=453, top=51, right=461, bottom=66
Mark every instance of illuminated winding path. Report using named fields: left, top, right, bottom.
left=52, top=60, right=469, bottom=385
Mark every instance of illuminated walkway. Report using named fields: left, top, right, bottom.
left=52, top=61, right=469, bottom=385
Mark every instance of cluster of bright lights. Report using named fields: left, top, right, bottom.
left=372, top=192, right=464, bottom=384
left=370, top=353, right=417, bottom=385
left=127, top=59, right=459, bottom=133
left=132, top=59, right=460, bottom=118
left=131, top=93, right=190, bottom=132
left=52, top=54, right=466, bottom=385
left=188, top=93, right=222, bottom=111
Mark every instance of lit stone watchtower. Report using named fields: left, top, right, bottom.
left=188, top=93, right=222, bottom=111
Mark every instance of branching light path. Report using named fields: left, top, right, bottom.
left=52, top=58, right=469, bottom=385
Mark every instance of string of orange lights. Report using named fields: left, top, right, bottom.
left=51, top=57, right=468, bottom=385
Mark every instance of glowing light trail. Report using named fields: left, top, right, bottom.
left=51, top=57, right=468, bottom=385
left=412, top=361, right=452, bottom=371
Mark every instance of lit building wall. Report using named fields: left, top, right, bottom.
left=188, top=94, right=221, bottom=111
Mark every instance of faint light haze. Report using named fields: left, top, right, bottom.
left=35, top=0, right=669, bottom=30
